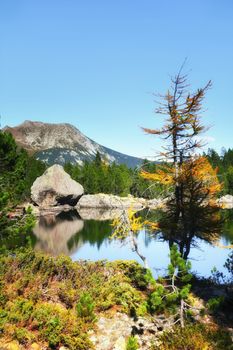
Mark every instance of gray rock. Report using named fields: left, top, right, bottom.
left=218, top=194, right=233, bottom=208
left=77, top=208, right=125, bottom=221
left=77, top=193, right=146, bottom=210
left=31, top=164, right=84, bottom=207
left=91, top=312, right=167, bottom=350
left=147, top=198, right=166, bottom=209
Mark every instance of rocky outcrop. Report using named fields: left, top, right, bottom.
left=88, top=312, right=176, bottom=349
left=77, top=194, right=147, bottom=210
left=77, top=194, right=165, bottom=211
left=78, top=208, right=125, bottom=221
left=31, top=164, right=84, bottom=207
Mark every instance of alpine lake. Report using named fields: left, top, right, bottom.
left=26, top=207, right=233, bottom=280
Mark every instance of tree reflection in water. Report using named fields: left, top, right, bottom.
left=145, top=203, right=223, bottom=261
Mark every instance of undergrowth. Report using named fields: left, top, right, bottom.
left=0, top=249, right=148, bottom=348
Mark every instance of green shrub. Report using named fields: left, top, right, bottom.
left=76, top=292, right=96, bottom=322
left=114, top=260, right=155, bottom=290
left=207, top=296, right=225, bottom=313
left=98, top=276, right=145, bottom=314
left=14, top=327, right=35, bottom=344
left=7, top=298, right=33, bottom=324
left=126, top=336, right=139, bottom=350
left=148, top=245, right=192, bottom=315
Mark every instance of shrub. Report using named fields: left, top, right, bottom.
left=76, top=292, right=96, bottom=322
left=14, top=327, right=35, bottom=344
left=126, top=336, right=139, bottom=350
left=207, top=296, right=225, bottom=313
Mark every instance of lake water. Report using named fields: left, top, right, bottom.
left=31, top=209, right=233, bottom=279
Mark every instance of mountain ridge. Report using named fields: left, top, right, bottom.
left=4, top=120, right=143, bottom=168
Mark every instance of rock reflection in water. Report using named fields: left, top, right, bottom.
left=78, top=208, right=124, bottom=221
left=33, top=211, right=84, bottom=256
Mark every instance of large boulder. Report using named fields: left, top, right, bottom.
left=31, top=164, right=84, bottom=207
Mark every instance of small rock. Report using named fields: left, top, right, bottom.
left=113, top=336, right=126, bottom=350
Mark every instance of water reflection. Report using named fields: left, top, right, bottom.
left=150, top=204, right=223, bottom=260
left=78, top=208, right=124, bottom=221
left=32, top=209, right=122, bottom=256
left=31, top=208, right=233, bottom=277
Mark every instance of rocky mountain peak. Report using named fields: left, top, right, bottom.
left=4, top=120, right=142, bottom=168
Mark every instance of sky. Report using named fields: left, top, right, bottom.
left=0, top=0, right=232, bottom=159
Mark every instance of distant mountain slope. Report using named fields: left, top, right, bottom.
left=4, top=121, right=142, bottom=168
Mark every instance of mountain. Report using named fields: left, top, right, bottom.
left=4, top=121, right=143, bottom=168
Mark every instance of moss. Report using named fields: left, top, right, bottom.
left=0, top=308, right=8, bottom=331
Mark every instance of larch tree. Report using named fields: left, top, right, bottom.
left=112, top=67, right=223, bottom=328
left=141, top=66, right=218, bottom=218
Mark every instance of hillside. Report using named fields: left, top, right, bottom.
left=4, top=121, right=142, bottom=168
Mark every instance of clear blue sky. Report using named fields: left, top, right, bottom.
left=0, top=0, right=232, bottom=158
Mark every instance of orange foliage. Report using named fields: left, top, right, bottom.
left=141, top=156, right=222, bottom=203
left=141, top=168, right=174, bottom=185
left=180, top=156, right=222, bottom=198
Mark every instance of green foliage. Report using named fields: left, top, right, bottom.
left=113, top=260, right=155, bottom=290
left=64, top=154, right=162, bottom=198
left=148, top=284, right=166, bottom=313
left=0, top=208, right=36, bottom=253
left=226, top=166, right=233, bottom=195
left=65, top=155, right=133, bottom=196
left=76, top=292, right=96, bottom=322
left=0, top=131, right=46, bottom=205
left=207, top=147, right=233, bottom=194
left=225, top=251, right=233, bottom=279
left=14, top=327, right=35, bottom=344
left=168, top=244, right=192, bottom=279
left=206, top=296, right=225, bottom=313
left=0, top=131, right=45, bottom=252
left=148, top=245, right=192, bottom=315
left=98, top=275, right=146, bottom=314
left=126, top=336, right=139, bottom=350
